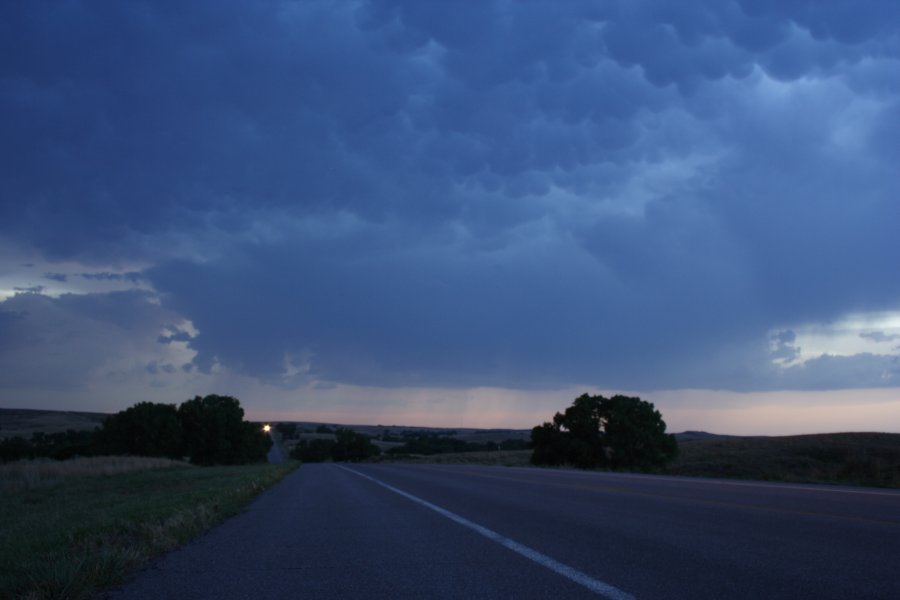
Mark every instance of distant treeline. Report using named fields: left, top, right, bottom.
left=284, top=426, right=530, bottom=463
left=0, top=429, right=96, bottom=462
left=290, top=428, right=381, bottom=462
left=0, top=395, right=270, bottom=466
left=385, top=433, right=529, bottom=456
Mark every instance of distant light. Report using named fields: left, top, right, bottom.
left=263, top=424, right=271, bottom=433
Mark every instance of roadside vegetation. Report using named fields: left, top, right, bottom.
left=0, top=455, right=184, bottom=493
left=289, top=427, right=382, bottom=462
left=281, top=423, right=530, bottom=463
left=1, top=395, right=271, bottom=465
left=0, top=457, right=297, bottom=600
left=664, top=432, right=900, bottom=488
left=0, top=396, right=287, bottom=599
left=531, top=393, right=678, bottom=470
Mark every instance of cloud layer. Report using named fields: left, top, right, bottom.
left=2, top=1, right=900, bottom=408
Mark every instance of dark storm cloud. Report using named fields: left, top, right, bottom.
left=3, top=1, right=899, bottom=393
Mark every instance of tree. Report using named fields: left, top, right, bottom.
left=95, top=402, right=184, bottom=459
left=531, top=393, right=677, bottom=470
left=274, top=422, right=298, bottom=439
left=331, top=428, right=381, bottom=462
left=239, top=421, right=275, bottom=464
left=603, top=395, right=678, bottom=470
left=178, top=394, right=271, bottom=465
left=290, top=438, right=335, bottom=462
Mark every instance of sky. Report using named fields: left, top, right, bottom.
left=2, top=1, right=899, bottom=435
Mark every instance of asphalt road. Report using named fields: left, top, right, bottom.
left=266, top=435, right=284, bottom=464
left=104, top=464, right=900, bottom=599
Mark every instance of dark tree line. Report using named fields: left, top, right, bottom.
left=1, top=395, right=271, bottom=466
left=97, top=395, right=272, bottom=465
left=0, top=429, right=96, bottom=462
left=531, top=394, right=677, bottom=470
left=385, top=434, right=528, bottom=456
left=274, top=422, right=299, bottom=439
left=290, top=428, right=381, bottom=462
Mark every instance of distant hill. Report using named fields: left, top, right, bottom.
left=674, top=430, right=738, bottom=442
left=0, top=408, right=108, bottom=439
left=666, top=432, right=900, bottom=488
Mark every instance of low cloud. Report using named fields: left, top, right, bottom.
left=860, top=331, right=900, bottom=343
left=0, top=290, right=185, bottom=392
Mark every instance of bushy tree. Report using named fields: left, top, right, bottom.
left=178, top=395, right=271, bottom=465
left=290, top=438, right=335, bottom=462
left=531, top=393, right=677, bottom=470
left=331, top=428, right=381, bottom=462
left=95, top=402, right=184, bottom=458
left=240, top=421, right=275, bottom=464
left=274, top=422, right=298, bottom=439
left=602, top=395, right=678, bottom=469
left=288, top=429, right=380, bottom=462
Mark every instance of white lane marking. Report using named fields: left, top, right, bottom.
left=338, top=465, right=636, bottom=600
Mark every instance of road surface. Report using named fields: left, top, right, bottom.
left=266, top=435, right=284, bottom=464
left=104, top=464, right=900, bottom=599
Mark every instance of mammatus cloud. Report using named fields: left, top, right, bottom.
left=1, top=1, right=899, bottom=411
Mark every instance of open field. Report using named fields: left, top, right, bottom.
left=0, top=408, right=107, bottom=440
left=665, top=432, right=900, bottom=488
left=0, top=457, right=298, bottom=600
left=378, top=431, right=900, bottom=488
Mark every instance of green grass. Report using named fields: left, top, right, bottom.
left=0, top=458, right=299, bottom=600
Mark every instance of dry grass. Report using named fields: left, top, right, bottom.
left=0, top=455, right=186, bottom=492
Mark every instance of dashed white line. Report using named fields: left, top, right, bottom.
left=339, top=465, right=636, bottom=600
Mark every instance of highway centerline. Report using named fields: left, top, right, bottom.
left=339, top=465, right=637, bottom=600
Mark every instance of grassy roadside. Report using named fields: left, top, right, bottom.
left=0, top=457, right=299, bottom=600
left=664, top=433, right=900, bottom=488
left=382, top=433, right=900, bottom=489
